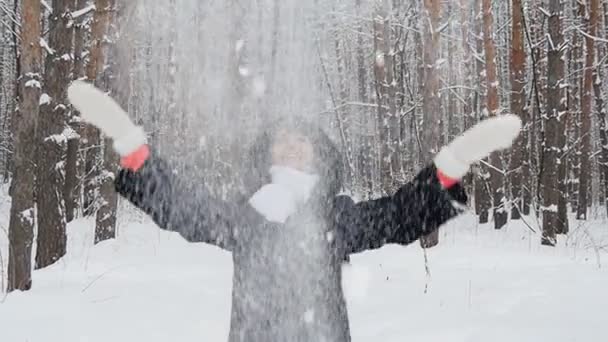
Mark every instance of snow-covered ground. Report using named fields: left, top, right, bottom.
left=1, top=197, right=607, bottom=342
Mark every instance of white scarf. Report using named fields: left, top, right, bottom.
left=248, top=165, right=319, bottom=223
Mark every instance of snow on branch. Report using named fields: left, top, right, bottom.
left=0, top=2, right=21, bottom=28
left=575, top=26, right=608, bottom=44
left=537, top=7, right=551, bottom=17
left=41, top=0, right=52, bottom=13
left=40, top=38, right=55, bottom=55
left=72, top=5, right=96, bottom=20
left=546, top=33, right=556, bottom=51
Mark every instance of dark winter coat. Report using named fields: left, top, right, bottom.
left=114, top=123, right=467, bottom=342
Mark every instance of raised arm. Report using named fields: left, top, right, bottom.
left=115, top=149, right=238, bottom=249
left=68, top=81, right=237, bottom=250
left=335, top=165, right=467, bottom=254
left=335, top=115, right=523, bottom=255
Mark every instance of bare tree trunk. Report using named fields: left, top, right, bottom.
left=95, top=140, right=118, bottom=243
left=541, top=0, right=566, bottom=246
left=1, top=0, right=20, bottom=184
left=568, top=3, right=584, bottom=213
left=64, top=0, right=89, bottom=223
left=481, top=0, right=508, bottom=229
left=7, top=0, right=41, bottom=292
left=554, top=0, right=569, bottom=235
left=420, top=0, right=441, bottom=248
left=356, top=0, right=373, bottom=198
left=91, top=0, right=117, bottom=243
left=577, top=0, right=599, bottom=220
left=460, top=0, right=473, bottom=131
left=35, top=0, right=75, bottom=269
left=594, top=65, right=608, bottom=217
left=595, top=3, right=608, bottom=217
left=473, top=0, right=491, bottom=223
left=459, top=0, right=475, bottom=195
left=446, top=3, right=459, bottom=144
left=509, top=0, right=528, bottom=220
left=83, top=0, right=112, bottom=217
left=373, top=0, right=399, bottom=193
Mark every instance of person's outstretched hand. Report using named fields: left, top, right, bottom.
left=434, top=114, right=522, bottom=188
left=67, top=81, right=149, bottom=171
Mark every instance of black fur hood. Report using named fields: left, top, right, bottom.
left=240, top=118, right=344, bottom=203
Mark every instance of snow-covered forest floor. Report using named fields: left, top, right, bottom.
left=1, top=192, right=607, bottom=342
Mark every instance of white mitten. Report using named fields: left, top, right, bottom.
left=434, top=114, right=522, bottom=180
left=67, top=81, right=146, bottom=156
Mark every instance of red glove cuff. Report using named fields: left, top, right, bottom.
left=437, top=169, right=459, bottom=189
left=120, top=144, right=150, bottom=172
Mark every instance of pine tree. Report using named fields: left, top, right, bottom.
left=509, top=0, right=529, bottom=220
left=35, top=0, right=76, bottom=269
left=481, top=0, right=508, bottom=229
left=420, top=0, right=442, bottom=247
left=577, top=0, right=600, bottom=220
left=7, top=0, right=41, bottom=292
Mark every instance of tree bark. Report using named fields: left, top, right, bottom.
left=7, top=0, right=41, bottom=292
left=481, top=0, right=508, bottom=229
left=420, top=0, right=442, bottom=248
left=577, top=0, right=599, bottom=220
left=594, top=4, right=608, bottom=217
left=594, top=66, right=608, bottom=218
left=35, top=0, right=75, bottom=269
left=83, top=0, right=112, bottom=217
left=541, top=0, right=566, bottom=246
left=64, top=0, right=89, bottom=223
left=473, top=0, right=491, bottom=224
left=95, top=0, right=121, bottom=244
left=95, top=141, right=118, bottom=243
left=509, top=0, right=528, bottom=220
left=373, top=0, right=400, bottom=194
left=356, top=0, right=373, bottom=198
left=568, top=2, right=585, bottom=213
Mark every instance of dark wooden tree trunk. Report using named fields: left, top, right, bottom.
left=509, top=0, right=528, bottom=220
left=95, top=0, right=122, bottom=244
left=95, top=140, right=118, bottom=243
left=541, top=0, right=566, bottom=246
left=83, top=0, right=111, bottom=217
left=373, top=1, right=400, bottom=194
left=577, top=0, right=599, bottom=220
left=474, top=0, right=491, bottom=223
left=64, top=0, right=89, bottom=223
left=447, top=3, right=459, bottom=144
left=568, top=5, right=584, bottom=214
left=600, top=2, right=608, bottom=217
left=7, top=0, right=41, bottom=292
left=420, top=0, right=442, bottom=248
left=35, top=0, right=75, bottom=269
left=594, top=74, right=608, bottom=217
left=481, top=0, right=507, bottom=229
left=593, top=32, right=608, bottom=218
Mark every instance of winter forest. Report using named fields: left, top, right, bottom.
left=0, top=0, right=607, bottom=341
